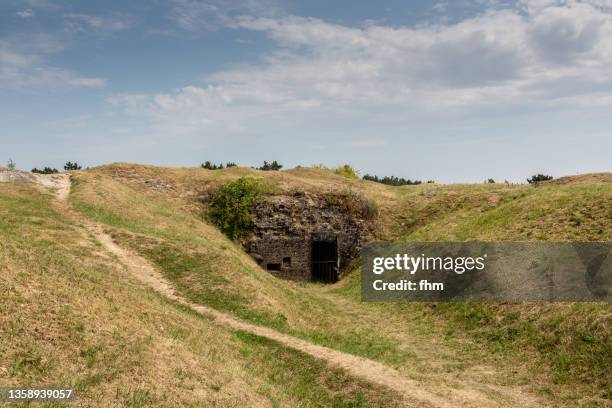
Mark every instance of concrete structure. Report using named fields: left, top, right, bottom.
left=246, top=191, right=369, bottom=282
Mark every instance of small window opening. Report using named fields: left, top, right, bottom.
left=266, top=263, right=281, bottom=271
left=282, top=257, right=291, bottom=268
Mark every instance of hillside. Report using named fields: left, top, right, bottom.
left=0, top=179, right=404, bottom=407
left=1, top=164, right=610, bottom=407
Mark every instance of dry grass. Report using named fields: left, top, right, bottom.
left=69, top=171, right=421, bottom=368
left=5, top=164, right=609, bottom=406
left=79, top=164, right=612, bottom=406
left=0, top=183, right=265, bottom=406
left=403, top=185, right=611, bottom=242
left=0, top=182, right=402, bottom=407
left=543, top=172, right=612, bottom=186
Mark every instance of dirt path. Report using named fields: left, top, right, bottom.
left=92, top=225, right=444, bottom=407
left=38, top=173, right=71, bottom=199
left=47, top=175, right=545, bottom=408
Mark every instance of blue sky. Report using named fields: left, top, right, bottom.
left=1, top=0, right=611, bottom=182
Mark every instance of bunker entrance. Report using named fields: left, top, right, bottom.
left=312, top=240, right=338, bottom=283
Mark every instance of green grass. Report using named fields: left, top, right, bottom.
left=111, top=229, right=415, bottom=366
left=335, top=181, right=612, bottom=402
left=1, top=182, right=405, bottom=407
left=388, top=183, right=612, bottom=400
left=114, top=232, right=291, bottom=330
left=69, top=171, right=415, bottom=368
left=422, top=302, right=611, bottom=389
left=402, top=185, right=611, bottom=242
left=234, top=331, right=400, bottom=407
left=67, top=166, right=612, bottom=406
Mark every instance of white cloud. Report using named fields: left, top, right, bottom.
left=169, top=0, right=283, bottom=31
left=112, top=1, right=612, bottom=131
left=16, top=9, right=35, bottom=18
left=64, top=13, right=132, bottom=32
left=532, top=6, right=607, bottom=64
left=432, top=3, right=449, bottom=12
left=0, top=35, right=106, bottom=90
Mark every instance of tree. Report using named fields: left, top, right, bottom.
left=258, top=160, right=283, bottom=171
left=64, top=161, right=82, bottom=171
left=202, top=161, right=223, bottom=170
left=363, top=173, right=422, bottom=186
left=210, top=177, right=267, bottom=240
left=485, top=178, right=495, bottom=184
left=527, top=174, right=553, bottom=184
left=32, top=167, right=59, bottom=174
left=225, top=162, right=237, bottom=168
left=7, top=158, right=16, bottom=171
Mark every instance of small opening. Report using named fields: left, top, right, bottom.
left=266, top=263, right=281, bottom=272
left=282, top=257, right=291, bottom=268
left=312, top=240, right=338, bottom=283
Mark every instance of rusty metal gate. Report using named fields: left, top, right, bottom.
left=311, top=240, right=338, bottom=283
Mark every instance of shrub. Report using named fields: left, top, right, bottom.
left=32, top=167, right=59, bottom=174
left=202, top=161, right=225, bottom=170
left=333, top=164, right=359, bottom=179
left=7, top=158, right=16, bottom=171
left=210, top=177, right=268, bottom=240
left=485, top=178, right=495, bottom=184
left=64, top=161, right=82, bottom=171
left=363, top=174, right=422, bottom=186
left=226, top=162, right=237, bottom=168
left=527, top=174, right=553, bottom=184
left=258, top=161, right=282, bottom=171
left=363, top=197, right=379, bottom=220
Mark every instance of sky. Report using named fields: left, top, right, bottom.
left=1, top=0, right=611, bottom=183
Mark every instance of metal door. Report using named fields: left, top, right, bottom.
left=312, top=240, right=338, bottom=283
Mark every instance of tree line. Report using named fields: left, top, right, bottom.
left=31, top=161, right=82, bottom=174
left=201, top=160, right=283, bottom=171
left=362, top=174, right=430, bottom=186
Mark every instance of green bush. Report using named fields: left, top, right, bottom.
left=363, top=173, right=422, bottom=186
left=201, top=161, right=224, bottom=170
left=258, top=161, right=283, bottom=171
left=32, top=167, right=59, bottom=174
left=64, top=161, right=82, bottom=171
left=210, top=177, right=267, bottom=240
left=527, top=174, right=553, bottom=184
left=333, top=164, right=359, bottom=179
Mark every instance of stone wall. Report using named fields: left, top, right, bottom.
left=246, top=191, right=370, bottom=281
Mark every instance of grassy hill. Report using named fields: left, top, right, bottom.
left=1, top=164, right=610, bottom=406
left=0, top=181, right=402, bottom=407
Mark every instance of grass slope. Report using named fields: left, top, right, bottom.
left=69, top=172, right=414, bottom=367
left=69, top=164, right=612, bottom=406
left=0, top=182, right=401, bottom=407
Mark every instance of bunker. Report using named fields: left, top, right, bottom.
left=246, top=191, right=370, bottom=283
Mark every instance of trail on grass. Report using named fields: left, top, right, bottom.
left=48, top=174, right=543, bottom=408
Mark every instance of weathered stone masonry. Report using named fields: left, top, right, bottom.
left=246, top=191, right=369, bottom=282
